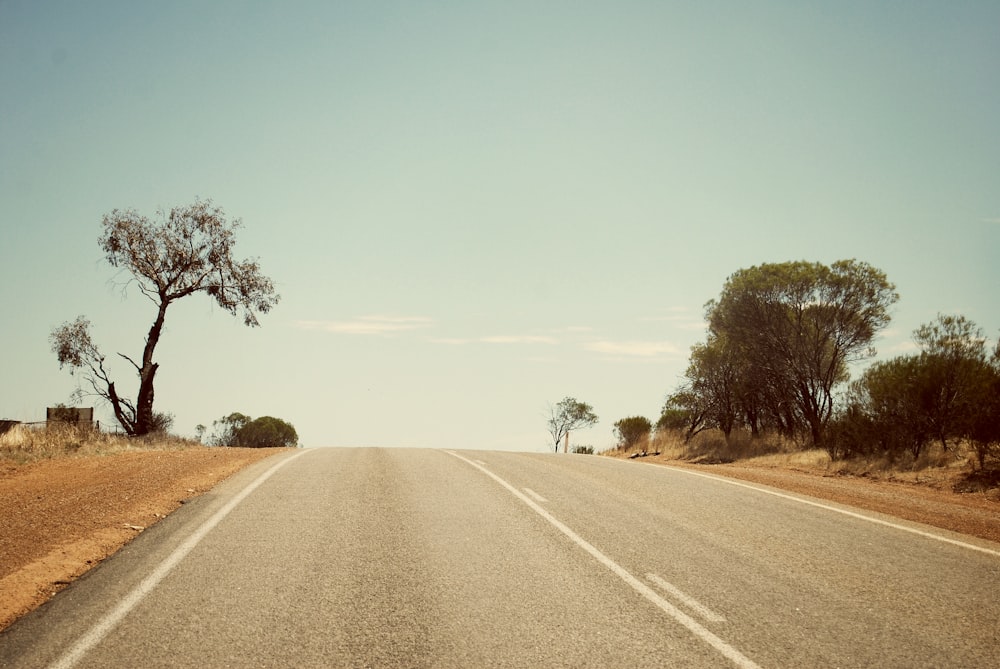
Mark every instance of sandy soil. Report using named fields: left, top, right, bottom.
left=1, top=447, right=998, bottom=633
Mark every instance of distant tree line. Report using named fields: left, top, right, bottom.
left=620, top=259, right=998, bottom=468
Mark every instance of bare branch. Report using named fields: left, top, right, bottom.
left=118, top=351, right=141, bottom=372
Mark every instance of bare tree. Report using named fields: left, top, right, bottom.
left=51, top=200, right=280, bottom=436
left=547, top=397, right=598, bottom=452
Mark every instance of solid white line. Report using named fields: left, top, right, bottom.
left=49, top=449, right=311, bottom=669
left=647, top=573, right=726, bottom=623
left=523, top=487, right=548, bottom=503
left=445, top=450, right=761, bottom=669
left=652, top=464, right=1000, bottom=559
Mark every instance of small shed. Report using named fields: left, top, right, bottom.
left=46, top=407, right=94, bottom=424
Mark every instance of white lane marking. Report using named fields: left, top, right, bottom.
left=49, top=449, right=311, bottom=669
left=523, top=487, right=548, bottom=503
left=445, top=450, right=760, bottom=669
left=647, top=573, right=726, bottom=623
left=651, top=464, right=1000, bottom=559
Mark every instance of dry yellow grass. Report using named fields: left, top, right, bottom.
left=605, top=429, right=994, bottom=495
left=732, top=448, right=833, bottom=469
left=0, top=423, right=201, bottom=464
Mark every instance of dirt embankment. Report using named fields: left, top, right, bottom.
left=0, top=448, right=286, bottom=631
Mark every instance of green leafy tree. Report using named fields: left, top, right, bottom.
left=547, top=397, right=598, bottom=453
left=684, top=338, right=741, bottom=440
left=50, top=200, right=279, bottom=437
left=705, top=259, right=897, bottom=447
left=234, top=416, right=299, bottom=448
left=967, top=363, right=1000, bottom=469
left=613, top=416, right=652, bottom=450
left=657, top=389, right=708, bottom=443
left=655, top=400, right=690, bottom=432
left=842, top=356, right=934, bottom=459
left=912, top=315, right=994, bottom=451
left=209, top=412, right=252, bottom=446
left=831, top=315, right=1000, bottom=466
left=208, top=412, right=298, bottom=447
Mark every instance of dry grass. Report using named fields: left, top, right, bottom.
left=605, top=429, right=998, bottom=494
left=731, top=448, right=833, bottom=470
left=613, top=430, right=801, bottom=463
left=820, top=443, right=980, bottom=492
left=0, top=423, right=201, bottom=465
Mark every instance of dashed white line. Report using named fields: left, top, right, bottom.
left=523, top=487, right=548, bottom=503
left=647, top=573, right=726, bottom=623
left=445, top=450, right=761, bottom=669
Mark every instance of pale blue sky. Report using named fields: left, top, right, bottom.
left=2, top=1, right=997, bottom=450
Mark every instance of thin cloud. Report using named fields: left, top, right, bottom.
left=639, top=310, right=707, bottom=331
left=676, top=320, right=709, bottom=331
left=583, top=340, right=681, bottom=357
left=481, top=335, right=558, bottom=345
left=296, top=315, right=433, bottom=335
left=430, top=335, right=558, bottom=345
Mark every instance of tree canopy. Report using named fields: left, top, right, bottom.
left=613, top=416, right=652, bottom=450
left=703, top=259, right=897, bottom=447
left=51, top=200, right=280, bottom=436
left=833, top=315, right=1000, bottom=466
left=205, top=412, right=299, bottom=448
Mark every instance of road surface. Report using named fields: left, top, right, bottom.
left=1, top=448, right=998, bottom=668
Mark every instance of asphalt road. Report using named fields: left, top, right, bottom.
left=1, top=448, right=998, bottom=668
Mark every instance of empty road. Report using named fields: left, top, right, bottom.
left=1, top=448, right=998, bottom=668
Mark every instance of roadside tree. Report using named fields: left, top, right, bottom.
left=705, top=259, right=897, bottom=447
left=912, top=315, right=994, bottom=452
left=235, top=416, right=299, bottom=448
left=657, top=390, right=708, bottom=443
left=843, top=356, right=934, bottom=459
left=207, top=412, right=253, bottom=446
left=50, top=200, right=279, bottom=436
left=207, top=412, right=298, bottom=447
left=547, top=397, right=598, bottom=453
left=684, top=338, right=741, bottom=440
left=830, top=315, right=1000, bottom=466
